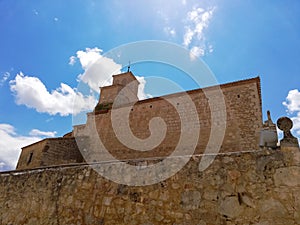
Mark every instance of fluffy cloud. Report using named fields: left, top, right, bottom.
left=70, top=47, right=149, bottom=100
left=283, top=89, right=300, bottom=138
left=68, top=56, right=77, bottom=65
left=74, top=47, right=121, bottom=93
left=0, top=124, right=56, bottom=171
left=10, top=72, right=97, bottom=116
left=158, top=3, right=215, bottom=58
left=76, top=47, right=103, bottom=70
left=292, top=113, right=300, bottom=136
left=283, top=89, right=300, bottom=113
left=29, top=129, right=57, bottom=137
left=10, top=48, right=150, bottom=118
left=136, top=76, right=152, bottom=100
left=190, top=46, right=205, bottom=60
left=183, top=6, right=215, bottom=58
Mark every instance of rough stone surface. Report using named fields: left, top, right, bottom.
left=277, top=116, right=300, bottom=148
left=16, top=137, right=84, bottom=170
left=274, top=166, right=300, bottom=187
left=82, top=77, right=263, bottom=161
left=17, top=77, right=263, bottom=169
left=1, top=149, right=300, bottom=225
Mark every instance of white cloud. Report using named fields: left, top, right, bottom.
left=0, top=162, right=5, bottom=170
left=76, top=47, right=103, bottom=70
left=190, top=46, right=205, bottom=59
left=183, top=6, right=215, bottom=58
left=136, top=76, right=152, bottom=100
left=208, top=44, right=214, bottom=53
left=283, top=89, right=300, bottom=140
left=69, top=56, right=77, bottom=65
left=46, top=117, right=54, bottom=123
left=54, top=17, right=59, bottom=22
left=0, top=71, right=10, bottom=86
left=0, top=124, right=42, bottom=170
left=33, top=9, right=39, bottom=15
left=75, top=48, right=120, bottom=92
left=283, top=89, right=300, bottom=113
left=291, top=113, right=300, bottom=140
left=70, top=47, right=119, bottom=93
left=29, top=129, right=57, bottom=137
left=0, top=124, right=16, bottom=135
left=10, top=48, right=150, bottom=118
left=164, top=26, right=176, bottom=37
left=71, top=47, right=150, bottom=100
left=292, top=112, right=300, bottom=134
left=10, top=72, right=97, bottom=116
left=183, top=27, right=194, bottom=47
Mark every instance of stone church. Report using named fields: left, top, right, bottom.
left=16, top=71, right=263, bottom=170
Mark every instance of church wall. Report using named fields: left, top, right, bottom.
left=16, top=138, right=84, bottom=170
left=17, top=77, right=262, bottom=169
left=16, top=139, right=47, bottom=170
left=81, top=78, right=262, bottom=161
left=40, top=138, right=84, bottom=167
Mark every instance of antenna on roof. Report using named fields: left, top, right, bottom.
left=127, top=60, right=131, bottom=72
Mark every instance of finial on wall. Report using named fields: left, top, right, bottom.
left=260, top=110, right=278, bottom=149
left=127, top=60, right=131, bottom=72
left=277, top=116, right=299, bottom=149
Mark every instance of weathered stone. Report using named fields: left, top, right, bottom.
left=203, top=189, right=218, bottom=201
left=18, top=75, right=263, bottom=170
left=277, top=116, right=299, bottom=148
left=181, top=190, right=201, bottom=210
left=1, top=150, right=300, bottom=224
left=219, top=196, right=243, bottom=218
left=227, top=169, right=241, bottom=181
left=171, top=182, right=181, bottom=189
left=197, top=221, right=207, bottom=225
left=253, top=222, right=270, bottom=225
left=159, top=191, right=169, bottom=201
left=149, top=189, right=159, bottom=199
left=155, top=213, right=164, bottom=221
left=274, top=166, right=300, bottom=187
left=241, top=194, right=255, bottom=208
left=260, top=198, right=287, bottom=217
left=103, top=196, right=113, bottom=206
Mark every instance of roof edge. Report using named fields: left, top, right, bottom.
left=21, top=137, right=75, bottom=150
left=138, top=76, right=261, bottom=105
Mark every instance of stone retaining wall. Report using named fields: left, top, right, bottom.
left=1, top=148, right=300, bottom=225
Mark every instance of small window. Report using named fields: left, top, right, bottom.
left=27, top=152, right=33, bottom=165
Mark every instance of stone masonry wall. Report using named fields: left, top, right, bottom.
left=1, top=148, right=300, bottom=225
left=16, top=139, right=47, bottom=170
left=17, top=77, right=262, bottom=169
left=17, top=138, right=84, bottom=170
left=77, top=77, right=262, bottom=162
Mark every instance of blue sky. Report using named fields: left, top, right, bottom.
left=1, top=0, right=300, bottom=171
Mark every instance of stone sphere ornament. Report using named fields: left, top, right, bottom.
left=277, top=116, right=299, bottom=148
left=277, top=117, right=293, bottom=134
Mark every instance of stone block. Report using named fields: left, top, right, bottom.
left=274, top=166, right=300, bottom=187
left=219, top=196, right=243, bottom=218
